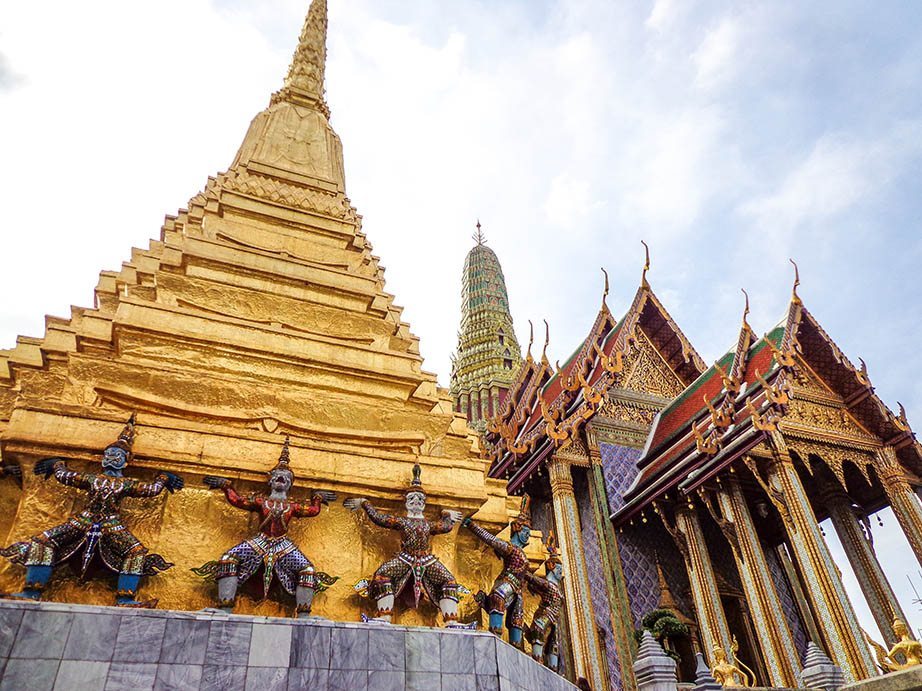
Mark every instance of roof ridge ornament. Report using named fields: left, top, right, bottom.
left=789, top=258, right=802, bottom=304
left=740, top=289, right=751, bottom=331
left=526, top=320, right=534, bottom=361
left=473, top=219, right=486, bottom=246
left=601, top=267, right=610, bottom=307
left=542, top=319, right=550, bottom=363
left=641, top=240, right=651, bottom=289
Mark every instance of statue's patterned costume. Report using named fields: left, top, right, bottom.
left=360, top=500, right=459, bottom=608
left=466, top=521, right=530, bottom=632
left=1, top=464, right=172, bottom=577
left=196, top=487, right=332, bottom=598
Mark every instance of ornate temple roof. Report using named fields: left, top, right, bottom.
left=613, top=283, right=922, bottom=525
left=485, top=264, right=705, bottom=494
left=450, top=226, right=523, bottom=406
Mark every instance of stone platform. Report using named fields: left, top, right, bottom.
left=0, top=601, right=576, bottom=690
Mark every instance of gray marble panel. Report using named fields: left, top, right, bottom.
left=407, top=671, right=442, bottom=691
left=440, top=633, right=475, bottom=674
left=248, top=622, right=292, bottom=667
left=63, top=612, right=120, bottom=661
left=328, top=668, right=367, bottom=691
left=288, top=667, right=328, bottom=691
left=200, top=664, right=247, bottom=691
left=1, top=658, right=58, bottom=691
left=290, top=623, right=331, bottom=669
left=473, top=636, right=497, bottom=676
left=112, top=616, right=166, bottom=663
left=244, top=667, right=287, bottom=691
left=367, top=628, right=405, bottom=671
left=206, top=620, right=252, bottom=665
left=159, top=618, right=209, bottom=665
left=105, top=662, right=158, bottom=690
left=0, top=608, right=22, bottom=658
left=476, top=675, right=500, bottom=691
left=443, top=673, right=478, bottom=691
left=54, top=660, right=109, bottom=690
left=406, top=630, right=440, bottom=672
left=329, top=627, right=368, bottom=670
left=9, top=611, right=72, bottom=660
left=153, top=663, right=203, bottom=691
left=367, top=670, right=405, bottom=691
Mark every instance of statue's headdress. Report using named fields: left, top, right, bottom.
left=269, top=435, right=294, bottom=478
left=105, top=413, right=136, bottom=459
left=544, top=530, right=561, bottom=570
left=406, top=463, right=425, bottom=497
left=511, top=495, right=532, bottom=531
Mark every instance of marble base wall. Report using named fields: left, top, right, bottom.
left=0, top=601, right=577, bottom=691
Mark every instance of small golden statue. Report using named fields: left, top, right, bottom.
left=867, top=618, right=922, bottom=673
left=711, top=636, right=753, bottom=687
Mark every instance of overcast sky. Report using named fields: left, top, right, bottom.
left=2, top=0, right=921, bottom=644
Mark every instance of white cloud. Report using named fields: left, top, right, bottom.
left=692, top=17, right=743, bottom=91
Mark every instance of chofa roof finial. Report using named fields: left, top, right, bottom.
left=542, top=319, right=550, bottom=362
left=741, top=288, right=751, bottom=330
left=526, top=320, right=534, bottom=360
left=789, top=258, right=801, bottom=304
left=601, top=267, right=610, bottom=307
left=641, top=240, right=651, bottom=289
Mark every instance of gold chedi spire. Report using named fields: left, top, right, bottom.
left=284, top=0, right=328, bottom=100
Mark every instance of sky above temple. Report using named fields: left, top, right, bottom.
left=2, top=0, right=922, bottom=642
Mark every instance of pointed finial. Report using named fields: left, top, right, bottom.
left=473, top=219, right=486, bottom=246
left=526, top=320, right=534, bottom=359
left=283, top=0, right=328, bottom=100
left=789, top=258, right=801, bottom=304
left=641, top=241, right=651, bottom=289
left=271, top=435, right=295, bottom=477
left=741, top=289, right=751, bottom=330
left=542, top=319, right=550, bottom=361
left=601, top=267, right=610, bottom=307
left=109, top=413, right=137, bottom=459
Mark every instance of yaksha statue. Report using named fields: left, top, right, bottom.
left=525, top=533, right=564, bottom=670
left=0, top=414, right=183, bottom=607
left=194, top=436, right=337, bottom=618
left=344, top=463, right=463, bottom=625
left=463, top=496, right=532, bottom=647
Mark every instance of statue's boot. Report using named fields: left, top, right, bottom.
left=295, top=585, right=315, bottom=619
left=509, top=626, right=524, bottom=650
left=488, top=611, right=504, bottom=636
left=531, top=641, right=544, bottom=662
left=115, top=573, right=157, bottom=608
left=7, top=565, right=52, bottom=600
left=216, top=574, right=238, bottom=614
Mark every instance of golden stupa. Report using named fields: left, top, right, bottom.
left=0, top=0, right=517, bottom=624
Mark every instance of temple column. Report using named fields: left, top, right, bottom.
left=876, top=445, right=922, bottom=569
left=762, top=433, right=876, bottom=681
left=672, top=502, right=734, bottom=660
left=548, top=455, right=609, bottom=691
left=818, top=479, right=908, bottom=647
left=714, top=476, right=801, bottom=686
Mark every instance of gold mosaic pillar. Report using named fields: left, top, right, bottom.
left=876, top=446, right=922, bottom=569
left=548, top=455, right=610, bottom=691
left=715, top=476, right=800, bottom=686
left=763, top=433, right=876, bottom=681
left=673, top=502, right=734, bottom=661
left=818, top=480, right=908, bottom=647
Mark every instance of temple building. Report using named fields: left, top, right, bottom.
left=450, top=225, right=523, bottom=431
left=479, top=254, right=922, bottom=689
left=2, top=1, right=922, bottom=689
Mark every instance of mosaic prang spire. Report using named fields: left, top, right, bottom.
left=450, top=221, right=523, bottom=431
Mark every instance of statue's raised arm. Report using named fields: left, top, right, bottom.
left=348, top=463, right=463, bottom=626
left=1, top=414, right=180, bottom=608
